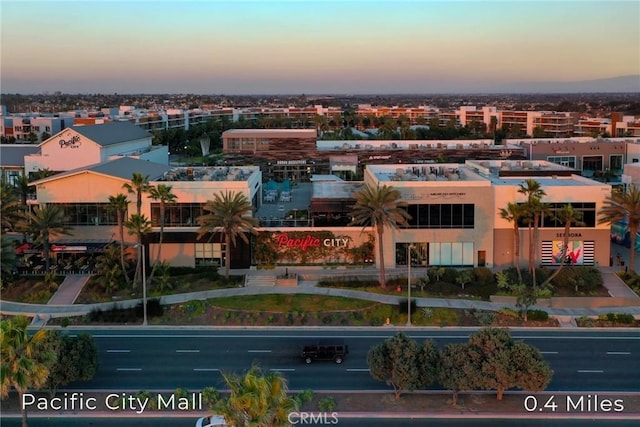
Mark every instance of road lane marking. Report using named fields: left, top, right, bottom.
left=193, top=368, right=220, bottom=372
left=577, top=370, right=604, bottom=373
left=106, top=350, right=131, bottom=353
left=606, top=351, right=631, bottom=355
left=540, top=351, right=558, bottom=354
left=248, top=350, right=272, bottom=353
left=92, top=334, right=640, bottom=340
left=117, top=368, right=142, bottom=371
left=176, top=350, right=200, bottom=353
left=347, top=369, right=370, bottom=372
left=269, top=368, right=295, bottom=372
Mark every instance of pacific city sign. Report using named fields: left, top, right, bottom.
left=59, top=135, right=81, bottom=149
left=276, top=234, right=349, bottom=251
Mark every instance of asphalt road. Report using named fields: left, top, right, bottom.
left=63, top=328, right=640, bottom=392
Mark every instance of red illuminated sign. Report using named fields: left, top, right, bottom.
left=276, top=234, right=349, bottom=251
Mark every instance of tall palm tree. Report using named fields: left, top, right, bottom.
left=1, top=179, right=23, bottom=232
left=349, top=184, right=411, bottom=288
left=122, top=173, right=151, bottom=216
left=124, top=214, right=152, bottom=288
left=106, top=194, right=131, bottom=286
left=147, top=184, right=177, bottom=282
left=599, top=184, right=640, bottom=272
left=541, top=204, right=584, bottom=287
left=25, top=204, right=71, bottom=271
left=196, top=191, right=258, bottom=279
left=215, top=365, right=299, bottom=427
left=14, top=175, right=33, bottom=206
left=1, top=316, right=56, bottom=427
left=499, top=202, right=524, bottom=282
left=518, top=179, right=547, bottom=285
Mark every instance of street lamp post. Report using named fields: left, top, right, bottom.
left=135, top=244, right=148, bottom=326
left=407, top=244, right=412, bottom=327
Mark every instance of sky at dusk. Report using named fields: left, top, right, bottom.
left=1, top=1, right=639, bottom=95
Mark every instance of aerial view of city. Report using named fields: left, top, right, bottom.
left=1, top=1, right=639, bottom=426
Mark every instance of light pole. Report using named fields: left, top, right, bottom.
left=135, top=244, right=148, bottom=326
left=407, top=244, right=412, bottom=327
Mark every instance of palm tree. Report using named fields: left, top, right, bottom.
left=499, top=202, right=524, bottom=282
left=14, top=175, right=33, bottom=206
left=349, top=184, right=411, bottom=288
left=599, top=184, right=640, bottom=272
left=25, top=205, right=71, bottom=271
left=147, top=184, right=177, bottom=282
left=95, top=244, right=128, bottom=295
left=541, top=204, right=584, bottom=287
left=1, top=179, right=24, bottom=232
left=196, top=191, right=258, bottom=279
left=518, top=179, right=547, bottom=285
left=1, top=316, right=56, bottom=427
left=122, top=173, right=150, bottom=216
left=124, top=214, right=152, bottom=288
left=1, top=236, right=20, bottom=286
left=214, top=365, right=299, bottom=427
left=106, top=194, right=131, bottom=286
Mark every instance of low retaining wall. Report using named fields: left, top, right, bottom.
left=490, top=295, right=640, bottom=308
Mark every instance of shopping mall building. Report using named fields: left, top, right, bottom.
left=5, top=123, right=613, bottom=271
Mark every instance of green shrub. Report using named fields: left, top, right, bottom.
left=472, top=309, right=496, bottom=326
left=297, top=389, right=314, bottom=405
left=318, top=396, right=336, bottom=412
left=201, top=387, right=220, bottom=409
left=174, top=387, right=189, bottom=399
left=606, top=313, right=635, bottom=324
left=370, top=316, right=383, bottom=326
left=527, top=309, right=549, bottom=321
left=136, top=390, right=156, bottom=410
left=398, top=298, right=417, bottom=314
left=185, top=300, right=207, bottom=316
left=472, top=267, right=495, bottom=285
left=441, top=268, right=460, bottom=284
left=22, top=290, right=52, bottom=304
left=498, top=307, right=519, bottom=318
left=577, top=316, right=597, bottom=327
left=551, top=266, right=602, bottom=293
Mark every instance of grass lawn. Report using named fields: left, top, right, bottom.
left=209, top=294, right=375, bottom=312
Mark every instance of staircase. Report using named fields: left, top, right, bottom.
left=244, top=272, right=277, bottom=287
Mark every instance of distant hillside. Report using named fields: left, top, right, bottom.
left=494, top=75, right=640, bottom=94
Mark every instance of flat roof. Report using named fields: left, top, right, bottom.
left=312, top=181, right=363, bottom=199
left=223, top=129, right=316, bottom=138
left=367, top=164, right=487, bottom=183
left=486, top=175, right=607, bottom=187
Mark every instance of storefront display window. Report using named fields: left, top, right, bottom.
left=195, top=243, right=224, bottom=267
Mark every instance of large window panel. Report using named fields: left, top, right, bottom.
left=152, top=203, right=205, bottom=227
left=463, top=242, right=474, bottom=265
left=451, top=204, right=463, bottom=227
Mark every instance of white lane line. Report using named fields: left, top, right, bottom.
left=117, top=368, right=142, bottom=372
left=577, top=370, right=604, bottom=373
left=248, top=350, right=272, bottom=353
left=347, top=368, right=370, bottom=372
left=106, top=350, right=131, bottom=353
left=193, top=368, right=220, bottom=372
left=606, top=351, right=631, bottom=355
left=176, top=350, right=200, bottom=353
left=540, top=351, right=559, bottom=354
left=92, top=334, right=640, bottom=340
left=269, top=368, right=295, bottom=372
